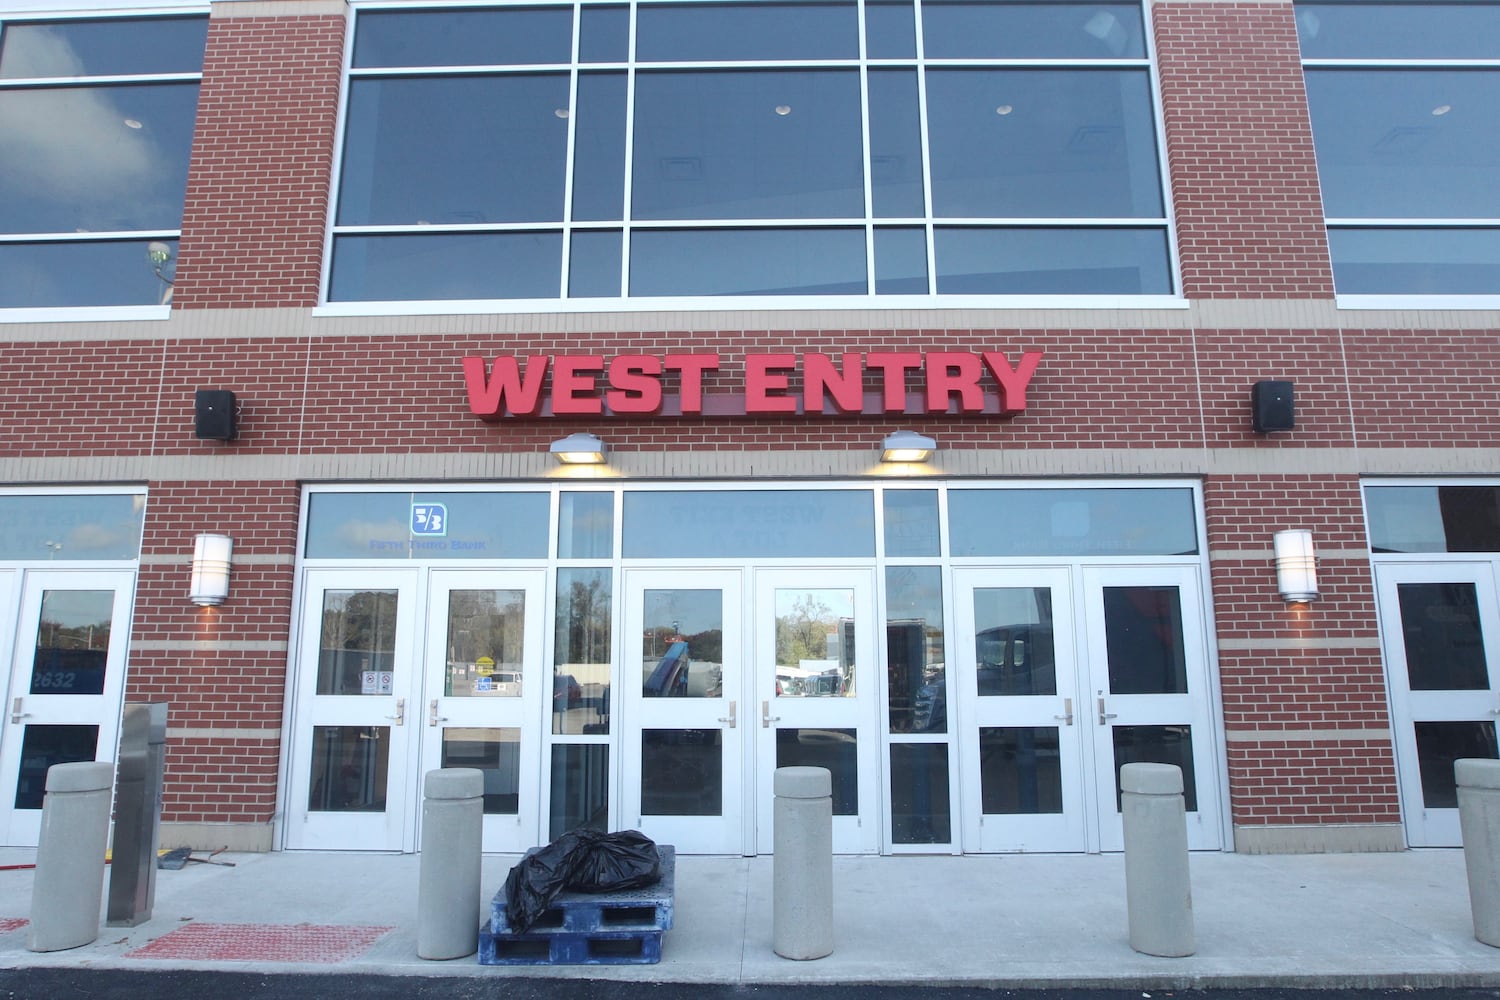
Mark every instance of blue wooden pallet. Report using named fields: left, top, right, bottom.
left=478, top=927, right=663, bottom=966
left=489, top=844, right=675, bottom=936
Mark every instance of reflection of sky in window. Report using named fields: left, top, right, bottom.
left=776, top=588, right=855, bottom=620
left=0, top=17, right=206, bottom=78
left=0, top=84, right=199, bottom=234
left=644, top=589, right=722, bottom=634
left=0, top=494, right=143, bottom=560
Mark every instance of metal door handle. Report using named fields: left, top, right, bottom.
left=385, top=698, right=406, bottom=726
left=717, top=701, right=737, bottom=728
left=10, top=698, right=30, bottom=724
left=428, top=699, right=448, bottom=727
left=1097, top=695, right=1117, bottom=726
left=1053, top=697, right=1074, bottom=726
left=762, top=701, right=781, bottom=728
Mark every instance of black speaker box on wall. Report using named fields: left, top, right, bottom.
left=1252, top=380, right=1295, bottom=433
left=195, top=389, right=238, bottom=441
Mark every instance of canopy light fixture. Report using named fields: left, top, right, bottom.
left=881, top=430, right=936, bottom=463
left=1273, top=529, right=1318, bottom=604
left=190, top=533, right=233, bottom=606
left=550, top=432, right=607, bottom=464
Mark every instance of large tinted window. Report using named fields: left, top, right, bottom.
left=0, top=15, right=206, bottom=309
left=1297, top=3, right=1500, bottom=296
left=331, top=1, right=1171, bottom=304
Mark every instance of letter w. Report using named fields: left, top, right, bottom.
left=463, top=355, right=550, bottom=420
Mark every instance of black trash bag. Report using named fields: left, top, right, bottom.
left=502, top=828, right=661, bottom=934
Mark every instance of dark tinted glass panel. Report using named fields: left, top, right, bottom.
left=643, top=589, right=725, bottom=698
left=1296, top=3, right=1500, bottom=60
left=926, top=69, right=1161, bottom=219
left=1305, top=70, right=1500, bottom=220
left=555, top=568, right=612, bottom=736
left=776, top=728, right=858, bottom=814
left=631, top=228, right=867, bottom=295
left=0, top=16, right=207, bottom=77
left=0, top=494, right=144, bottom=560
left=572, top=73, right=627, bottom=221
left=1111, top=725, right=1196, bottom=811
left=339, top=76, right=569, bottom=227
left=923, top=2, right=1146, bottom=59
left=1329, top=228, right=1500, bottom=296
left=980, top=727, right=1063, bottom=814
left=949, top=488, right=1198, bottom=557
left=866, top=0, right=916, bottom=58
left=444, top=590, right=526, bottom=698
left=316, top=590, right=399, bottom=696
left=558, top=492, right=615, bottom=559
left=890, top=743, right=951, bottom=843
left=935, top=227, right=1171, bottom=294
left=636, top=2, right=857, bottom=60
left=1416, top=721, right=1498, bottom=808
left=353, top=8, right=573, bottom=67
left=31, top=590, right=111, bottom=695
left=13, top=724, right=97, bottom=810
left=632, top=70, right=863, bottom=221
left=569, top=232, right=623, bottom=297
left=580, top=5, right=629, bottom=62
left=1367, top=486, right=1500, bottom=553
left=0, top=83, right=198, bottom=234
left=884, top=490, right=940, bottom=557
left=0, top=240, right=176, bottom=308
left=330, top=232, right=563, bottom=301
left=308, top=726, right=389, bottom=812
left=442, top=728, right=520, bottom=814
left=1103, top=587, right=1188, bottom=696
left=641, top=729, right=722, bottom=815
left=869, top=70, right=924, bottom=218
left=1398, top=582, right=1489, bottom=691
left=624, top=490, right=875, bottom=557
left=973, top=588, right=1056, bottom=697
left=887, top=567, right=946, bottom=733
left=550, top=743, right=609, bottom=838
left=875, top=227, right=929, bottom=294
left=304, top=492, right=550, bottom=559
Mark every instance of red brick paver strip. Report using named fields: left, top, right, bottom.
left=125, top=923, right=393, bottom=963
left=0, top=918, right=27, bottom=933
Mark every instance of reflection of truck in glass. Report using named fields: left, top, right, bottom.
left=910, top=623, right=1055, bottom=728
left=644, top=640, right=691, bottom=697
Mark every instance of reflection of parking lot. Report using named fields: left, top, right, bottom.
left=554, top=680, right=610, bottom=734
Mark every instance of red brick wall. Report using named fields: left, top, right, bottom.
left=127, top=482, right=300, bottom=825
left=1154, top=2, right=1335, bottom=298
left=172, top=12, right=346, bottom=309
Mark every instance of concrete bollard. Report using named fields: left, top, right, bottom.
left=1456, top=758, right=1500, bottom=947
left=28, top=760, right=115, bottom=952
left=773, top=765, right=833, bottom=960
left=417, top=767, right=484, bottom=960
left=1120, top=762, right=1195, bottom=958
left=108, top=703, right=169, bottom=927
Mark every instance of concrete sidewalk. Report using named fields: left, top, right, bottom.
left=1, top=846, right=1499, bottom=989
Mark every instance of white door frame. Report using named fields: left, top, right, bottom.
left=0, top=569, right=135, bottom=847
left=754, top=567, right=881, bottom=855
left=1374, top=560, right=1500, bottom=847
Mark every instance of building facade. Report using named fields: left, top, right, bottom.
left=1, top=0, right=1498, bottom=856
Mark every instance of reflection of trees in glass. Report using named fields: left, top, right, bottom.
left=36, top=616, right=110, bottom=650
left=446, top=590, right=525, bottom=664
left=776, top=592, right=835, bottom=665
left=556, top=569, right=611, bottom=665
left=322, top=590, right=398, bottom=654
left=35, top=591, right=112, bottom=650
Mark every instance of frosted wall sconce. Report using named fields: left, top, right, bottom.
left=190, top=533, right=233, bottom=606
left=1273, top=529, right=1317, bottom=604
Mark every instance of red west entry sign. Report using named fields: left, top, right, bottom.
left=463, top=351, right=1043, bottom=420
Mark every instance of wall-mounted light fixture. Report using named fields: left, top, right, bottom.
left=550, top=432, right=607, bottom=464
left=190, top=533, right=233, bottom=606
left=881, top=430, right=936, bottom=463
left=1273, top=529, right=1318, bottom=604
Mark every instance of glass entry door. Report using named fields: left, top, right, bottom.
left=0, top=570, right=134, bottom=846
left=754, top=569, right=880, bottom=854
left=621, top=569, right=745, bottom=854
left=423, top=571, right=546, bottom=853
left=1375, top=562, right=1500, bottom=847
left=953, top=567, right=1088, bottom=852
left=287, top=569, right=418, bottom=851
left=1084, top=566, right=1222, bottom=851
